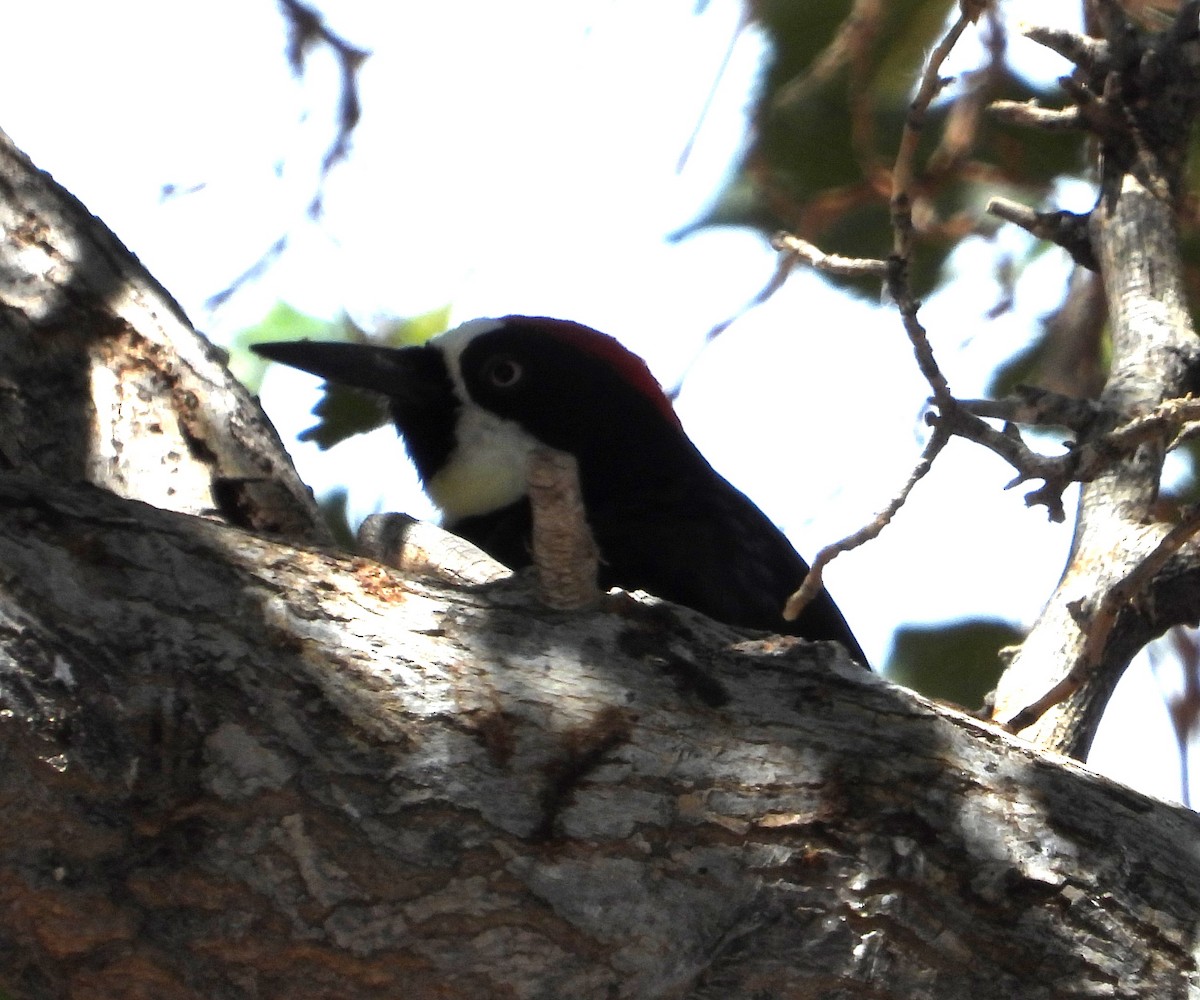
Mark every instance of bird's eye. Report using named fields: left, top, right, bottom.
left=484, top=356, right=523, bottom=389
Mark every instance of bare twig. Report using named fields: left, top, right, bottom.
left=943, top=395, right=1200, bottom=521
left=927, top=9, right=1007, bottom=176
left=771, top=232, right=888, bottom=279
left=989, top=99, right=1084, bottom=131
left=771, top=15, right=971, bottom=606
left=889, top=261, right=954, bottom=408
left=772, top=0, right=884, bottom=111
left=985, top=198, right=1098, bottom=271
left=783, top=10, right=984, bottom=613
left=891, top=9, right=977, bottom=261
left=1093, top=397, right=1200, bottom=455
left=959, top=386, right=1104, bottom=431
left=931, top=404, right=1076, bottom=520
left=207, top=2, right=369, bottom=311
left=784, top=421, right=951, bottom=620
left=678, top=8, right=750, bottom=173
left=665, top=253, right=799, bottom=397
left=1059, top=74, right=1129, bottom=144
left=1020, top=24, right=1110, bottom=71
left=279, top=0, right=371, bottom=190
left=889, top=12, right=984, bottom=408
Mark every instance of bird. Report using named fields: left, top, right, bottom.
left=253, top=316, right=865, bottom=664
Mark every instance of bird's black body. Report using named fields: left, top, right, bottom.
left=254, top=316, right=866, bottom=664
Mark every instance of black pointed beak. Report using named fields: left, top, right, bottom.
left=253, top=340, right=459, bottom=481
left=252, top=340, right=449, bottom=405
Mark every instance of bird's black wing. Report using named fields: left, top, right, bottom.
left=448, top=500, right=535, bottom=571
left=444, top=483, right=867, bottom=666
left=588, top=479, right=867, bottom=665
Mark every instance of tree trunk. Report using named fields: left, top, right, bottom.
left=989, top=5, right=1200, bottom=755
left=2, top=474, right=1200, bottom=999
left=0, top=129, right=328, bottom=545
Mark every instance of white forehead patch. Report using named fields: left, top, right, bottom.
left=433, top=317, right=505, bottom=405
left=426, top=318, right=539, bottom=524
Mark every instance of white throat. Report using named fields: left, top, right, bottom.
left=425, top=318, right=539, bottom=524
left=427, top=403, right=539, bottom=523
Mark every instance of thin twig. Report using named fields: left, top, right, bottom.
left=678, top=8, right=750, bottom=173
left=1059, top=74, right=1129, bottom=144
left=888, top=12, right=982, bottom=408
left=771, top=232, right=888, bottom=278
left=959, top=386, right=1103, bottom=431
left=889, top=263, right=955, bottom=408
left=786, top=9, right=982, bottom=613
left=772, top=0, right=883, bottom=111
left=1096, top=397, right=1200, bottom=456
left=784, top=421, right=951, bottom=620
left=933, top=405, right=1076, bottom=520
left=985, top=198, right=1098, bottom=271
left=891, top=10, right=976, bottom=261
left=944, top=395, right=1200, bottom=520
left=1019, top=24, right=1109, bottom=71
left=989, top=99, right=1084, bottom=131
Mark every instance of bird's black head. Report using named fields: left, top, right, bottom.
left=450, top=317, right=684, bottom=461
left=253, top=316, right=690, bottom=524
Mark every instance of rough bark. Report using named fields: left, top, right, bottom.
left=991, top=171, right=1200, bottom=753
left=990, top=6, right=1200, bottom=756
left=0, top=128, right=329, bottom=543
left=2, top=474, right=1200, bottom=1000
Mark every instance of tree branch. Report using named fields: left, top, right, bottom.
left=785, top=420, right=949, bottom=620
left=989, top=8, right=1200, bottom=754
left=2, top=474, right=1200, bottom=998
left=984, top=198, right=1098, bottom=271
left=0, top=127, right=329, bottom=544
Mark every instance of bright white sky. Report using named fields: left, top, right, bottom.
left=0, top=1, right=1187, bottom=801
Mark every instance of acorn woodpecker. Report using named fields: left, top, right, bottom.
left=254, top=316, right=865, bottom=663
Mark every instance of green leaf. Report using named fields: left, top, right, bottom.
left=692, top=5, right=1090, bottom=298
left=238, top=301, right=332, bottom=344
left=230, top=303, right=346, bottom=391
left=235, top=302, right=454, bottom=450
left=298, top=384, right=392, bottom=451
left=377, top=304, right=454, bottom=349
left=885, top=618, right=1024, bottom=709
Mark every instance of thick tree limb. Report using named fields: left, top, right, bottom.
left=990, top=10, right=1200, bottom=753
left=0, top=127, right=329, bottom=543
left=1, top=475, right=1199, bottom=998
